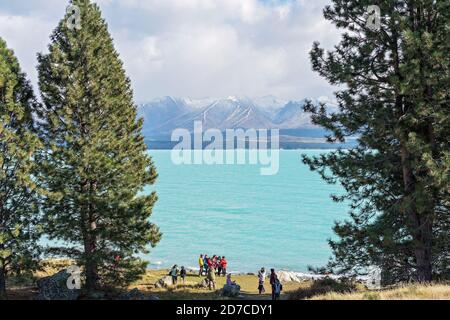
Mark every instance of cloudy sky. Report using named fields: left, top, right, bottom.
left=0, top=0, right=340, bottom=102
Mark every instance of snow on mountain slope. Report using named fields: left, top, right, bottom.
left=138, top=96, right=333, bottom=135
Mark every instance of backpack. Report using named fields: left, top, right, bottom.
left=274, top=281, right=282, bottom=294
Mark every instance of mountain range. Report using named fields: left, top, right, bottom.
left=136, top=96, right=357, bottom=149
left=137, top=95, right=337, bottom=138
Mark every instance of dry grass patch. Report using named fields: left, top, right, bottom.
left=308, top=283, right=450, bottom=300
left=133, top=269, right=307, bottom=300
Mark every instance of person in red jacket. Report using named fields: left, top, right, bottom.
left=220, top=256, right=228, bottom=276
left=207, top=257, right=213, bottom=271
left=212, top=255, right=218, bottom=271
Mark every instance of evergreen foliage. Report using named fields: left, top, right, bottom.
left=303, top=0, right=449, bottom=282
left=37, top=0, right=161, bottom=292
left=0, top=38, right=42, bottom=298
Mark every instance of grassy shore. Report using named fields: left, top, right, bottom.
left=5, top=260, right=450, bottom=300
left=307, top=283, right=450, bottom=300
left=131, top=269, right=307, bottom=300
left=135, top=271, right=450, bottom=300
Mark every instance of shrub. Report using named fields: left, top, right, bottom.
left=288, top=277, right=357, bottom=300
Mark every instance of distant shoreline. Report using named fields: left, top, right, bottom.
left=147, top=264, right=335, bottom=279
left=147, top=265, right=368, bottom=283
left=145, top=147, right=349, bottom=151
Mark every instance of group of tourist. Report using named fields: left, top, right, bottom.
left=169, top=257, right=283, bottom=300
left=168, top=265, right=187, bottom=285
left=198, top=254, right=228, bottom=277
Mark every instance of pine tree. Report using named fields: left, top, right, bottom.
left=303, top=0, right=449, bottom=282
left=0, top=38, right=42, bottom=298
left=37, top=0, right=161, bottom=292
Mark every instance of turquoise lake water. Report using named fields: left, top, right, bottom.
left=145, top=150, right=348, bottom=273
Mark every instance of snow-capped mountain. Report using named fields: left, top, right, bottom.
left=138, top=96, right=335, bottom=137
left=253, top=95, right=289, bottom=117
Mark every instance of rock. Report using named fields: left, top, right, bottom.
left=155, top=276, right=174, bottom=288
left=118, top=288, right=161, bottom=300
left=276, top=271, right=302, bottom=283
left=198, top=278, right=210, bottom=288
left=185, top=267, right=198, bottom=273
left=275, top=271, right=344, bottom=283
left=36, top=270, right=80, bottom=300
left=88, top=290, right=106, bottom=300
left=118, top=288, right=146, bottom=300
left=221, top=284, right=241, bottom=297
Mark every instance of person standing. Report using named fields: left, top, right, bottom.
left=204, top=255, right=210, bottom=273
left=212, top=255, right=218, bottom=273
left=207, top=256, right=213, bottom=272
left=170, top=265, right=179, bottom=285
left=258, top=267, right=266, bottom=294
left=217, top=256, right=222, bottom=275
left=220, top=256, right=228, bottom=276
left=198, top=254, right=204, bottom=276
left=180, top=266, right=187, bottom=284
left=273, top=277, right=283, bottom=300
left=207, top=267, right=216, bottom=290
left=269, top=269, right=277, bottom=300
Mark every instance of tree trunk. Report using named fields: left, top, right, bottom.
left=0, top=267, right=6, bottom=300
left=413, top=218, right=433, bottom=282
left=400, top=145, right=433, bottom=282
left=82, top=180, right=99, bottom=293
left=84, top=219, right=98, bottom=293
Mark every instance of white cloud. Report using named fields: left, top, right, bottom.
left=0, top=0, right=340, bottom=102
left=0, top=13, right=56, bottom=91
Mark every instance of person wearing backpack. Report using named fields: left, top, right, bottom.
left=170, top=265, right=179, bottom=285
left=269, top=269, right=277, bottom=300
left=273, top=277, right=283, bottom=300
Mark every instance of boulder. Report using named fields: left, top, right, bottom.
left=36, top=270, right=80, bottom=300
left=276, top=271, right=301, bottom=283
left=275, top=271, right=343, bottom=282
left=118, top=288, right=160, bottom=300
left=118, top=288, right=146, bottom=300
left=146, top=294, right=161, bottom=300
left=155, top=276, right=174, bottom=288
left=198, top=278, right=210, bottom=288
left=221, top=284, right=241, bottom=297
left=87, top=290, right=106, bottom=300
